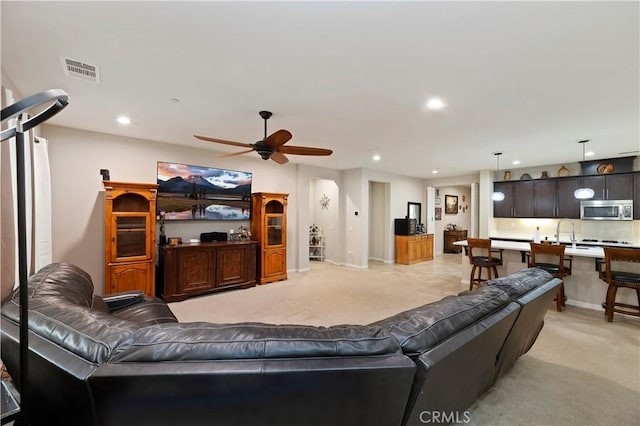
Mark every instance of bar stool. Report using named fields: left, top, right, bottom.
left=466, top=238, right=503, bottom=291
left=528, top=242, right=571, bottom=312
left=599, top=247, right=640, bottom=322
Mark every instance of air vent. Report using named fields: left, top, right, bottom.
left=61, top=57, right=100, bottom=83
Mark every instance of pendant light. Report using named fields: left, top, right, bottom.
left=491, top=152, right=505, bottom=201
left=574, top=139, right=595, bottom=200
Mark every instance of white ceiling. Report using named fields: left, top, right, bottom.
left=2, top=1, right=638, bottom=178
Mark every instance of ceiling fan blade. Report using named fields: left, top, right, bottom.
left=194, top=135, right=252, bottom=148
left=270, top=151, right=289, bottom=164
left=264, top=129, right=292, bottom=148
left=278, top=145, right=333, bottom=156
left=219, top=148, right=255, bottom=158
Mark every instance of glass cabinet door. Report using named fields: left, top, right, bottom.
left=266, top=215, right=283, bottom=246
left=113, top=214, right=148, bottom=260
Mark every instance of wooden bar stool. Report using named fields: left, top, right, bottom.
left=466, top=238, right=503, bottom=290
left=599, top=247, right=640, bottom=322
left=528, top=243, right=571, bottom=312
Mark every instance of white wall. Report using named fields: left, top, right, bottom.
left=368, top=181, right=386, bottom=262
left=363, top=169, right=426, bottom=265
left=44, top=124, right=304, bottom=293
left=433, top=186, right=472, bottom=254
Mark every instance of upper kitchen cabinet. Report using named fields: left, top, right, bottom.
left=533, top=180, right=557, bottom=218
left=634, top=173, right=640, bottom=219
left=556, top=177, right=582, bottom=218
left=493, top=181, right=534, bottom=218
left=582, top=174, right=633, bottom=200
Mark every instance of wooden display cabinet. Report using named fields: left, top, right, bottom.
left=157, top=241, right=257, bottom=302
left=395, top=234, right=434, bottom=265
left=103, top=181, right=158, bottom=296
left=251, top=192, right=288, bottom=284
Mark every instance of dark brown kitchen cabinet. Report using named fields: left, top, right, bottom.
left=582, top=174, right=633, bottom=200
left=493, top=181, right=534, bottom=218
left=556, top=177, right=582, bottom=218
left=533, top=180, right=557, bottom=217
left=634, top=173, right=640, bottom=219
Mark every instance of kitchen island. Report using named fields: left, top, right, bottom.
left=454, top=239, right=638, bottom=311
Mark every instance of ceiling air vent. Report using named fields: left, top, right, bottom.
left=61, top=57, right=100, bottom=83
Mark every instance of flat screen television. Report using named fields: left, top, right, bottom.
left=157, top=161, right=252, bottom=220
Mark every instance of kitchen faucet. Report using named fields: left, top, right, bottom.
left=556, top=219, right=576, bottom=245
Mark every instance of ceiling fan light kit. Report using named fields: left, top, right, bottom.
left=194, top=111, right=332, bottom=164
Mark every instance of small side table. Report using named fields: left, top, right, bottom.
left=444, top=230, right=467, bottom=253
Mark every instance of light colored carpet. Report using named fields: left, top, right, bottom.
left=169, top=254, right=640, bottom=426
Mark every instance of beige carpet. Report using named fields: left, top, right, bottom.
left=170, top=254, right=640, bottom=426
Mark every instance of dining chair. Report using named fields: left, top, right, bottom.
left=528, top=243, right=572, bottom=312
left=466, top=238, right=503, bottom=291
left=599, top=247, right=640, bottom=322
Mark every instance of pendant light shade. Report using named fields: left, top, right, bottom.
left=574, top=187, right=595, bottom=199
left=491, top=152, right=505, bottom=202
left=491, top=191, right=506, bottom=201
left=573, top=139, right=594, bottom=200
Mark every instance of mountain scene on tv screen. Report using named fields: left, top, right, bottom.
left=157, top=162, right=251, bottom=220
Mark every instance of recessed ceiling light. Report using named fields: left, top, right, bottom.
left=432, top=169, right=439, bottom=174
left=425, top=98, right=445, bottom=110
left=512, top=160, right=520, bottom=165
left=116, top=116, right=131, bottom=125
left=585, top=151, right=594, bottom=157
left=372, top=154, right=381, bottom=161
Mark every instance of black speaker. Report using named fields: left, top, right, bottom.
left=394, top=218, right=417, bottom=236
left=200, top=232, right=228, bottom=243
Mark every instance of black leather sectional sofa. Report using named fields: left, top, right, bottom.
left=1, top=262, right=560, bottom=426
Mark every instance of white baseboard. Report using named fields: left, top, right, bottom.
left=566, top=299, right=602, bottom=311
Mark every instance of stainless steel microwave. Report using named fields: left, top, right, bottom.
left=580, top=200, right=633, bottom=221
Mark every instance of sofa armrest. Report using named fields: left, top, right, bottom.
left=102, top=291, right=145, bottom=311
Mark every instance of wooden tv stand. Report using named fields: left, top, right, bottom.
left=157, top=241, right=257, bottom=302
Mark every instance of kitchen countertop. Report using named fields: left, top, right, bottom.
left=454, top=239, right=607, bottom=258
left=488, top=232, right=640, bottom=249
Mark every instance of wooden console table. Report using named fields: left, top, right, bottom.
left=395, top=234, right=434, bottom=265
left=444, top=230, right=467, bottom=253
left=157, top=241, right=257, bottom=302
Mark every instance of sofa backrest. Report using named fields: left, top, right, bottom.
left=111, top=322, right=403, bottom=362
left=371, top=286, right=510, bottom=356
left=2, top=262, right=141, bottom=364
left=482, top=267, right=553, bottom=299
left=494, top=277, right=561, bottom=378
left=3, top=294, right=140, bottom=364
left=17, top=262, right=95, bottom=307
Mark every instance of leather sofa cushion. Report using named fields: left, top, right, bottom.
left=483, top=267, right=553, bottom=299
left=371, top=286, right=509, bottom=355
left=2, top=299, right=139, bottom=364
left=112, top=298, right=178, bottom=325
left=111, top=323, right=402, bottom=362
left=15, top=262, right=94, bottom=307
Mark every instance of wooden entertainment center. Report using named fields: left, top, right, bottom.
left=157, top=241, right=257, bottom=302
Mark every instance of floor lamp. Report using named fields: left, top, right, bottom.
left=1, top=89, right=69, bottom=425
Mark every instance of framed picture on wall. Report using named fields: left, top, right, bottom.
left=435, top=207, right=442, bottom=220
left=445, top=195, right=458, bottom=214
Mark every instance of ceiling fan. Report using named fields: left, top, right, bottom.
left=194, top=111, right=332, bottom=164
